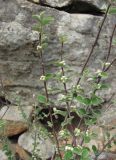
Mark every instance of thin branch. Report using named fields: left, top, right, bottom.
left=60, top=41, right=77, bottom=146
left=94, top=137, right=114, bottom=160
left=75, top=4, right=115, bottom=148
left=69, top=4, right=111, bottom=109
left=39, top=28, right=62, bottom=160
left=104, top=57, right=116, bottom=72
left=76, top=4, right=111, bottom=86
left=0, top=106, right=9, bottom=119
left=60, top=42, right=71, bottom=117
left=103, top=24, right=116, bottom=71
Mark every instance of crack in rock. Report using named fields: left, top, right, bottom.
left=27, top=0, right=104, bottom=15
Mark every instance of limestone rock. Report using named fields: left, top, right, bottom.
left=0, top=105, right=33, bottom=121
left=12, top=144, right=31, bottom=160
left=18, top=125, right=55, bottom=160
left=81, top=0, right=109, bottom=10
left=0, top=121, right=28, bottom=137
left=86, top=126, right=116, bottom=153
left=31, top=0, right=108, bottom=10
left=0, top=21, right=38, bottom=51
left=0, top=0, right=115, bottom=107
left=0, top=143, right=30, bottom=160
left=0, top=105, right=33, bottom=136
left=98, top=106, right=116, bottom=129
left=44, top=0, right=70, bottom=7
left=0, top=150, right=8, bottom=160
left=92, top=152, right=116, bottom=160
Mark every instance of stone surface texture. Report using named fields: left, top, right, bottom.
left=0, top=150, right=8, bottom=160
left=0, top=0, right=116, bottom=106
left=18, top=125, right=55, bottom=160
left=0, top=0, right=116, bottom=159
left=31, top=0, right=109, bottom=9
left=0, top=105, right=33, bottom=121
left=0, top=105, right=33, bottom=136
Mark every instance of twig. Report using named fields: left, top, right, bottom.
left=60, top=41, right=77, bottom=146
left=39, top=26, right=62, bottom=160
left=104, top=57, right=116, bottom=72
left=0, top=106, right=9, bottom=119
left=103, top=24, right=116, bottom=71
left=75, top=4, right=114, bottom=148
left=94, top=136, right=114, bottom=160
left=76, top=4, right=111, bottom=86
left=60, top=42, right=71, bottom=117
left=69, top=3, right=111, bottom=108
left=0, top=78, right=10, bottom=119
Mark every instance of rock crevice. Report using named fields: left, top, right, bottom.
left=27, top=0, right=105, bottom=15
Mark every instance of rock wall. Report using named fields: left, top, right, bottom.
left=0, top=0, right=116, bottom=159
left=0, top=0, right=116, bottom=106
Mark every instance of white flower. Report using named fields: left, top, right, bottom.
left=40, top=75, right=46, bottom=81
left=53, top=107, right=57, bottom=112
left=105, top=62, right=110, bottom=66
left=86, top=130, right=89, bottom=136
left=59, top=130, right=65, bottom=136
left=76, top=85, right=81, bottom=89
left=33, top=0, right=39, bottom=3
left=77, top=145, right=82, bottom=149
left=59, top=60, right=66, bottom=66
left=97, top=83, right=101, bottom=89
left=71, top=105, right=76, bottom=109
left=58, top=94, right=66, bottom=101
left=87, top=78, right=93, bottom=82
left=37, top=45, right=42, bottom=50
left=96, top=69, right=102, bottom=74
left=74, top=128, right=81, bottom=136
left=65, top=146, right=74, bottom=151
left=60, top=76, right=68, bottom=83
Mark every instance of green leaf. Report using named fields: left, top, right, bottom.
left=99, top=83, right=110, bottom=89
left=64, top=151, right=73, bottom=160
left=84, top=136, right=91, bottom=143
left=42, top=42, right=48, bottom=49
left=76, top=96, right=91, bottom=106
left=92, top=145, right=98, bottom=155
left=77, top=108, right=86, bottom=116
left=81, top=148, right=89, bottom=159
left=91, top=95, right=102, bottom=106
left=85, top=118, right=97, bottom=125
left=100, top=72, right=108, bottom=78
left=45, top=73, right=53, bottom=80
left=113, top=39, right=116, bottom=45
left=92, top=109, right=101, bottom=117
left=109, top=7, right=116, bottom=14
left=54, top=109, right=67, bottom=117
left=76, top=95, right=83, bottom=103
left=0, top=120, right=6, bottom=128
left=32, top=12, right=54, bottom=26
left=32, top=15, right=41, bottom=21
left=32, top=24, right=41, bottom=31
left=47, top=121, right=53, bottom=128
left=61, top=116, right=74, bottom=127
left=41, top=16, right=54, bottom=25
left=83, top=98, right=91, bottom=106
left=38, top=94, right=47, bottom=104
left=73, top=147, right=82, bottom=155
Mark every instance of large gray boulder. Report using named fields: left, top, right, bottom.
left=0, top=0, right=116, bottom=106
left=29, top=0, right=109, bottom=10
